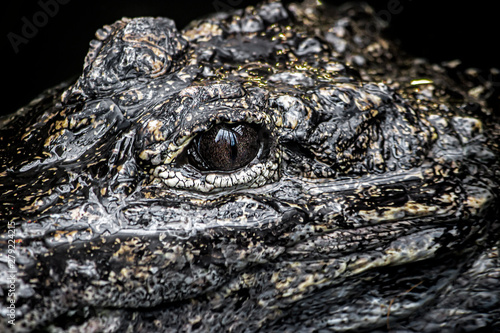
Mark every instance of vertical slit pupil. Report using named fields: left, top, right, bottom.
left=196, top=123, right=259, bottom=171
left=215, top=128, right=239, bottom=161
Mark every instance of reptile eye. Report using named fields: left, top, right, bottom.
left=157, top=122, right=276, bottom=192
left=191, top=123, right=260, bottom=171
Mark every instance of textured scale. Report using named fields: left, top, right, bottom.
left=0, top=1, right=499, bottom=332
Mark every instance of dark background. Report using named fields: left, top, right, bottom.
left=2, top=0, right=498, bottom=116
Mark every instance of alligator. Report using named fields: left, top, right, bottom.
left=1, top=1, right=499, bottom=332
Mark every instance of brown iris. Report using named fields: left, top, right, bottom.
left=192, top=123, right=260, bottom=171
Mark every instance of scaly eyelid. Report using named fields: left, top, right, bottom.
left=151, top=122, right=279, bottom=193
left=189, top=123, right=260, bottom=172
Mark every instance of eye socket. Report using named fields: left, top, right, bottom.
left=189, top=123, right=261, bottom=171
left=157, top=122, right=277, bottom=192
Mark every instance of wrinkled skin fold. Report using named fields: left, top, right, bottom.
left=1, top=1, right=499, bottom=332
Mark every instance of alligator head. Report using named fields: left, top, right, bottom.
left=1, top=1, right=499, bottom=332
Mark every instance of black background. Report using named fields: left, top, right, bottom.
left=2, top=0, right=498, bottom=116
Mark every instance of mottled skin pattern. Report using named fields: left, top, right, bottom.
left=1, top=1, right=499, bottom=332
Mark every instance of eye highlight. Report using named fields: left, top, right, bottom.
left=152, top=121, right=278, bottom=193
left=189, top=123, right=261, bottom=172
